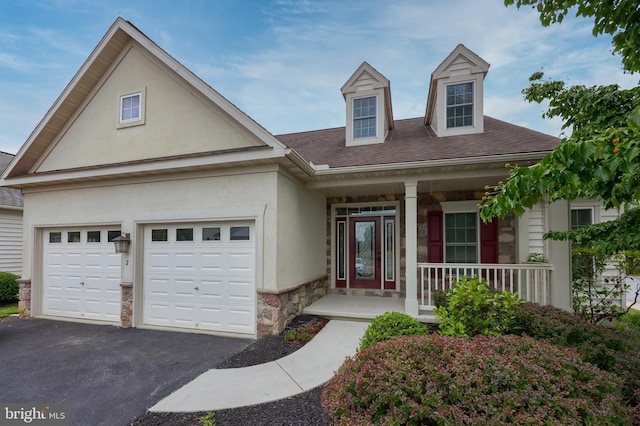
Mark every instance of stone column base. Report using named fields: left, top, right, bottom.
left=120, top=282, right=133, bottom=328
left=256, top=275, right=329, bottom=337
left=17, top=278, right=31, bottom=319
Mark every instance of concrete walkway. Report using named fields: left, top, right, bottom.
left=150, top=319, right=369, bottom=412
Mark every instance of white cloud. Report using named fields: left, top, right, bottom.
left=0, top=0, right=635, bottom=151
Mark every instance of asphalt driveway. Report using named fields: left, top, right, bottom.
left=0, top=318, right=252, bottom=426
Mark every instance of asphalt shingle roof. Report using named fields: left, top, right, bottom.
left=0, top=152, right=23, bottom=208
left=276, top=116, right=560, bottom=169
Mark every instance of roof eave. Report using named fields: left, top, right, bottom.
left=310, top=151, right=551, bottom=177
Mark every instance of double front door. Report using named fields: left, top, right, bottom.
left=336, top=214, right=396, bottom=290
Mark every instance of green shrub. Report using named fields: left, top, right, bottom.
left=509, top=302, right=640, bottom=407
left=432, top=289, right=448, bottom=308
left=323, top=334, right=631, bottom=425
left=435, top=276, right=521, bottom=337
left=571, top=247, right=627, bottom=324
left=359, top=311, right=429, bottom=350
left=615, top=310, right=640, bottom=334
left=0, top=272, right=19, bottom=303
left=284, top=330, right=314, bottom=342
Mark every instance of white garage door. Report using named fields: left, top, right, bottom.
left=42, top=227, right=122, bottom=322
left=143, top=222, right=256, bottom=334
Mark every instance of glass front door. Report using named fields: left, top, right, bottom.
left=335, top=206, right=397, bottom=290
left=349, top=217, right=381, bottom=288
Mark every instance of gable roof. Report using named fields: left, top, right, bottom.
left=341, top=61, right=394, bottom=129
left=277, top=116, right=559, bottom=170
left=0, top=152, right=23, bottom=208
left=425, top=44, right=490, bottom=126
left=3, top=17, right=286, bottom=182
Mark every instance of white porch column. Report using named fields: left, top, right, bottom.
left=546, top=200, right=572, bottom=311
left=404, top=179, right=419, bottom=316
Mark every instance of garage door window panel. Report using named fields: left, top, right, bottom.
left=87, top=231, right=101, bottom=243
left=49, top=232, right=62, bottom=243
left=230, top=226, right=250, bottom=241
left=107, top=230, right=122, bottom=242
left=203, top=227, right=221, bottom=241
left=177, top=228, right=194, bottom=242
left=68, top=232, right=81, bottom=243
left=152, top=229, right=168, bottom=242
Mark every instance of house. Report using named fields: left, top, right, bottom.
left=2, top=18, right=579, bottom=338
left=0, top=151, right=23, bottom=275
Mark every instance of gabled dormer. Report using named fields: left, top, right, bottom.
left=425, top=44, right=490, bottom=137
left=341, top=62, right=394, bottom=147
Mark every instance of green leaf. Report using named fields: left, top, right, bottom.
left=628, top=106, right=640, bottom=130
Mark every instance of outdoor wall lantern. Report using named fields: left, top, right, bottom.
left=113, top=233, right=131, bottom=254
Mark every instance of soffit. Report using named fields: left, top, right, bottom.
left=8, top=27, right=131, bottom=178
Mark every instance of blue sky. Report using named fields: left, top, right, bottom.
left=0, top=0, right=637, bottom=154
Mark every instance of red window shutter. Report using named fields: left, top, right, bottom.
left=480, top=219, right=498, bottom=263
left=427, top=211, right=443, bottom=263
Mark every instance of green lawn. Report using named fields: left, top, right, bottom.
left=0, top=304, right=18, bottom=319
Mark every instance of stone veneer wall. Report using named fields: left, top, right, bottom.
left=120, top=282, right=133, bottom=328
left=256, top=275, right=329, bottom=337
left=326, top=190, right=517, bottom=297
left=497, top=212, right=517, bottom=264
left=16, top=274, right=329, bottom=337
left=17, top=278, right=31, bottom=318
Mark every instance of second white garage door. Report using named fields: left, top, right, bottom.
left=143, top=222, right=256, bottom=334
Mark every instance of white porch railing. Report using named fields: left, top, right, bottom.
left=418, top=262, right=553, bottom=309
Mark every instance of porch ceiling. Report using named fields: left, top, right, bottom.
left=304, top=161, right=516, bottom=197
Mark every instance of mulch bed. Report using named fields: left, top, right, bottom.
left=131, top=315, right=329, bottom=426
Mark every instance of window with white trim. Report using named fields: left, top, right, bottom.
left=444, top=212, right=478, bottom=263
left=571, top=208, right=594, bottom=230
left=446, top=82, right=473, bottom=128
left=120, top=92, right=142, bottom=123
left=353, top=96, right=376, bottom=138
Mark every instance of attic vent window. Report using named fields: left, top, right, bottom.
left=120, top=92, right=142, bottom=123
left=353, top=96, right=377, bottom=138
left=446, top=82, right=473, bottom=128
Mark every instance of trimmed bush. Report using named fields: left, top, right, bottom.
left=614, top=310, right=640, bottom=334
left=0, top=272, right=19, bottom=303
left=359, top=311, right=429, bottom=350
left=435, top=275, right=521, bottom=337
left=509, top=302, right=640, bottom=408
left=323, top=334, right=631, bottom=425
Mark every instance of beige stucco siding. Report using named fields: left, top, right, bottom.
left=37, top=43, right=264, bottom=172
left=20, top=167, right=287, bottom=314
left=275, top=171, right=326, bottom=287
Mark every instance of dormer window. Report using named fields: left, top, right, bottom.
left=353, top=96, right=377, bottom=138
left=341, top=62, right=393, bottom=147
left=446, top=82, right=473, bottom=128
left=424, top=44, right=489, bottom=137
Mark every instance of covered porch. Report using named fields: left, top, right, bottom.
left=305, top=163, right=573, bottom=321
left=304, top=261, right=554, bottom=321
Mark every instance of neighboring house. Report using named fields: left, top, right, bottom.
left=2, top=18, right=579, bottom=338
left=0, top=151, right=23, bottom=275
